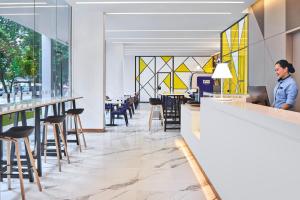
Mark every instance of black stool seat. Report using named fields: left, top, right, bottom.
left=149, top=98, right=162, bottom=105
left=66, top=108, right=84, bottom=115
left=1, top=126, right=34, bottom=139
left=44, top=115, right=66, bottom=123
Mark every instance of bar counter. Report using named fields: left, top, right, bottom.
left=181, top=97, right=300, bottom=200
left=0, top=96, right=83, bottom=177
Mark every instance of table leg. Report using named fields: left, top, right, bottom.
left=71, top=100, right=80, bottom=145
left=35, top=107, right=42, bottom=176
left=72, top=100, right=76, bottom=109
left=62, top=102, right=67, bottom=140
left=9, top=113, right=18, bottom=180
left=58, top=103, right=61, bottom=116
left=0, top=115, right=2, bottom=182
left=21, top=111, right=34, bottom=182
left=52, top=104, right=62, bottom=159
left=41, top=106, right=49, bottom=154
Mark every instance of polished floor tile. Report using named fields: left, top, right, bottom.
left=1, top=105, right=206, bottom=200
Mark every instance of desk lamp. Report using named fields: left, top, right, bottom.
left=212, top=63, right=232, bottom=99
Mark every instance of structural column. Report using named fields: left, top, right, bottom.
left=72, top=7, right=106, bottom=130
left=41, top=35, right=52, bottom=98
left=106, top=43, right=125, bottom=99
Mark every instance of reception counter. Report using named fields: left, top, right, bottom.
left=181, top=98, right=300, bottom=200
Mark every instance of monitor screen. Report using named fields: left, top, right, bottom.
left=247, top=86, right=270, bottom=107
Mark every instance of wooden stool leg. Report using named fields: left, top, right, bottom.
left=148, top=106, right=154, bottom=131
left=44, top=123, right=48, bottom=163
left=52, top=124, right=62, bottom=172
left=58, top=124, right=70, bottom=164
left=6, top=141, right=11, bottom=190
left=77, top=115, right=87, bottom=148
left=15, top=141, right=25, bottom=200
left=24, top=137, right=42, bottom=192
left=159, top=105, right=164, bottom=126
left=74, top=115, right=82, bottom=152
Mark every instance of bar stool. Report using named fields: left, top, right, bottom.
left=148, top=98, right=164, bottom=131
left=43, top=115, right=70, bottom=172
left=0, top=126, right=42, bottom=200
left=65, top=108, right=87, bottom=152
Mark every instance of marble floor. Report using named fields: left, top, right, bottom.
left=1, top=105, right=206, bottom=200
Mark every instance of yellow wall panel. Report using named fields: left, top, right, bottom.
left=223, top=78, right=230, bottom=94
left=222, top=32, right=231, bottom=57
left=139, top=58, right=148, bottom=74
left=231, top=23, right=239, bottom=52
left=174, top=73, right=188, bottom=89
left=161, top=56, right=172, bottom=63
left=175, top=63, right=191, bottom=72
left=203, top=58, right=214, bottom=73
left=163, top=73, right=171, bottom=89
left=239, top=48, right=248, bottom=94
left=221, top=15, right=248, bottom=95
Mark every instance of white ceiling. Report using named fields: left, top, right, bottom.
left=69, top=0, right=256, bottom=56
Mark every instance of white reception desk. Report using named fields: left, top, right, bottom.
left=181, top=98, right=300, bottom=200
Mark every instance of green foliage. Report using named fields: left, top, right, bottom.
left=2, top=111, right=34, bottom=126
left=0, top=16, right=41, bottom=94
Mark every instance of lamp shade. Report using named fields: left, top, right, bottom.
left=212, top=63, right=232, bottom=79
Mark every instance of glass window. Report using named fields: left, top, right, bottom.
left=0, top=0, right=71, bottom=103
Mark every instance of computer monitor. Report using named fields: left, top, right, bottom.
left=247, top=86, right=271, bottom=107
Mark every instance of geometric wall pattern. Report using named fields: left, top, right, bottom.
left=136, top=56, right=212, bottom=102
left=221, top=15, right=249, bottom=94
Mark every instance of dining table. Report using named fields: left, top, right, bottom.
left=0, top=96, right=83, bottom=181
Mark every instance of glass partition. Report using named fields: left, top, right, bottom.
left=0, top=0, right=71, bottom=103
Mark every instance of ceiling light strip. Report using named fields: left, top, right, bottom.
left=0, top=2, right=47, bottom=6
left=125, top=49, right=217, bottom=51
left=113, top=41, right=218, bottom=44
left=77, top=1, right=244, bottom=5
left=106, top=12, right=231, bottom=15
left=0, top=5, right=68, bottom=9
left=107, top=37, right=219, bottom=40
left=0, top=13, right=36, bottom=16
left=125, top=45, right=217, bottom=47
left=107, top=30, right=221, bottom=32
left=125, top=49, right=215, bottom=52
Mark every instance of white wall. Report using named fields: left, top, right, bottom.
left=249, top=0, right=287, bottom=104
left=106, top=43, right=125, bottom=99
left=72, top=7, right=105, bottom=129
left=292, top=31, right=300, bottom=111
left=123, top=56, right=136, bottom=95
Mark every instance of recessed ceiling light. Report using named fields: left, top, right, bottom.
left=106, top=12, right=231, bottom=15
left=77, top=1, right=244, bottom=5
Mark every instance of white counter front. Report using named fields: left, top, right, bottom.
left=197, top=98, right=300, bottom=200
